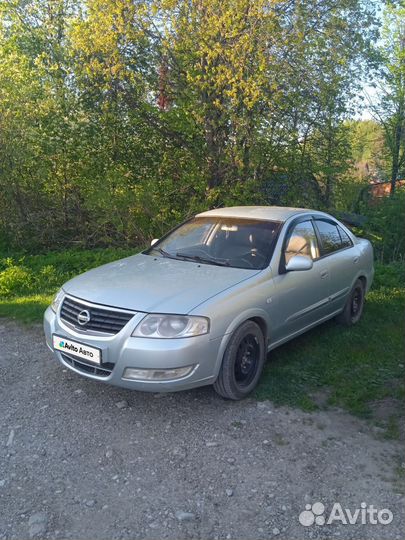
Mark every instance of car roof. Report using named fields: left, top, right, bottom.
left=196, top=206, right=326, bottom=222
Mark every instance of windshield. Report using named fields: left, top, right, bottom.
left=145, top=217, right=281, bottom=270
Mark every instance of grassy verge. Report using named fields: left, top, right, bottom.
left=0, top=248, right=135, bottom=322
left=0, top=294, right=54, bottom=323
left=1, top=250, right=404, bottom=427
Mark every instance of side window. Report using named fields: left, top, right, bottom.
left=338, top=226, right=353, bottom=249
left=284, top=221, right=319, bottom=264
left=315, top=219, right=343, bottom=255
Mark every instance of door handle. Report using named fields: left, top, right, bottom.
left=320, top=269, right=328, bottom=279
left=353, top=256, right=359, bottom=264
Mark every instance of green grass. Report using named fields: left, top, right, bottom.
left=0, top=247, right=135, bottom=321
left=1, top=250, right=404, bottom=425
left=255, top=262, right=405, bottom=421
left=0, top=294, right=53, bottom=323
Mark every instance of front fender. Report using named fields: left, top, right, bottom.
left=212, top=307, right=271, bottom=378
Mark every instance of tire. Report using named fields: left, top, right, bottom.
left=336, top=279, right=365, bottom=326
left=214, top=320, right=266, bottom=400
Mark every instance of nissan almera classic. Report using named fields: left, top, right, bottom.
left=44, top=206, right=374, bottom=400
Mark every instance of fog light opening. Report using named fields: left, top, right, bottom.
left=122, top=365, right=196, bottom=382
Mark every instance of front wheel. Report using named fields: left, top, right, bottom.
left=213, top=321, right=265, bottom=400
left=336, top=279, right=365, bottom=326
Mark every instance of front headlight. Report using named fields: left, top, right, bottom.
left=50, top=289, right=64, bottom=313
left=132, top=314, right=209, bottom=338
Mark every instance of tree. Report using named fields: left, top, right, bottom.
left=369, top=1, right=405, bottom=193
left=0, top=0, right=380, bottom=250
left=157, top=0, right=282, bottom=191
left=346, top=119, right=388, bottom=182
left=0, top=0, right=85, bottom=246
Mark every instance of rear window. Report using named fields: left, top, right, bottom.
left=315, top=220, right=347, bottom=255
left=338, top=226, right=353, bottom=249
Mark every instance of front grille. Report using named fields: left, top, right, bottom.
left=61, top=352, right=114, bottom=378
left=60, top=296, right=135, bottom=335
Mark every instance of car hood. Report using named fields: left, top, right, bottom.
left=62, top=253, right=260, bottom=314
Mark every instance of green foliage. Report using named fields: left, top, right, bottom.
left=0, top=247, right=137, bottom=323
left=0, top=294, right=53, bottom=324
left=0, top=263, right=33, bottom=296
left=373, top=260, right=405, bottom=289
left=345, top=119, right=389, bottom=182
left=358, top=190, right=405, bottom=262
left=0, top=247, right=135, bottom=298
left=373, top=2, right=405, bottom=188
left=0, top=0, right=379, bottom=251
left=334, top=177, right=368, bottom=212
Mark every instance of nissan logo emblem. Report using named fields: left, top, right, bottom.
left=77, top=309, right=91, bottom=326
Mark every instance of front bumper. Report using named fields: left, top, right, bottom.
left=43, top=306, right=224, bottom=392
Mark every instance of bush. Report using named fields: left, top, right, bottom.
left=36, top=265, right=63, bottom=291
left=373, top=261, right=405, bottom=290
left=0, top=263, right=33, bottom=296
left=0, top=248, right=135, bottom=298
left=358, top=190, right=405, bottom=263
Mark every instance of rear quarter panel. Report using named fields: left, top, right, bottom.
left=355, top=237, right=374, bottom=293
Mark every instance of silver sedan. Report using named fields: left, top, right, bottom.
left=44, top=206, right=374, bottom=399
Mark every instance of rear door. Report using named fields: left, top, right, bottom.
left=313, top=218, right=357, bottom=312
left=270, top=218, right=331, bottom=343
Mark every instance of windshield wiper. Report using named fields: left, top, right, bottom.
left=152, top=247, right=179, bottom=260
left=176, top=253, right=230, bottom=267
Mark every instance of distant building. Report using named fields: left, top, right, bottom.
left=368, top=179, right=405, bottom=199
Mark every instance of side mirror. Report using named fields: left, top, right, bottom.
left=285, top=255, right=313, bottom=272
left=151, top=238, right=159, bottom=247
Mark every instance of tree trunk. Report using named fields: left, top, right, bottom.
left=390, top=117, right=402, bottom=195
left=205, top=114, right=222, bottom=189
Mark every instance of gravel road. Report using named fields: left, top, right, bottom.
left=0, top=320, right=404, bottom=540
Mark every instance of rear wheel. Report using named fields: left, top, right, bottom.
left=336, top=279, right=365, bottom=326
left=214, top=321, right=265, bottom=400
